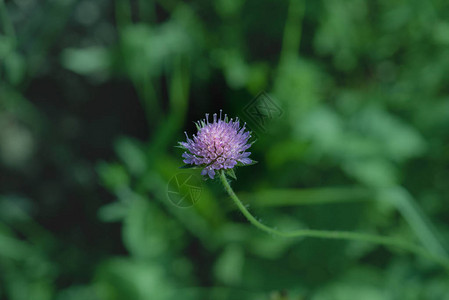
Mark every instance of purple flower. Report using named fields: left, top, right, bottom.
left=178, top=111, right=255, bottom=179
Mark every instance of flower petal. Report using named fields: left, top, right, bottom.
left=207, top=168, right=216, bottom=179
left=238, top=158, right=253, bottom=165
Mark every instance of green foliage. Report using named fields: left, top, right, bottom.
left=1, top=0, right=449, bottom=299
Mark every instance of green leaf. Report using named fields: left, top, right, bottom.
left=5, top=52, right=26, bottom=86
left=98, top=202, right=129, bottom=222
left=97, top=162, right=130, bottom=190
left=61, top=46, right=111, bottom=75
left=226, top=169, right=237, bottom=180
left=114, top=137, right=147, bottom=176
left=214, top=244, right=244, bottom=285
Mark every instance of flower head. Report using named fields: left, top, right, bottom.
left=178, top=111, right=255, bottom=179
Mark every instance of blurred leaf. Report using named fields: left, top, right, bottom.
left=95, top=259, right=173, bottom=300
left=97, top=162, right=130, bottom=191
left=121, top=192, right=183, bottom=259
left=4, top=52, right=26, bottom=85
left=0, top=35, right=14, bottom=59
left=0, top=231, right=34, bottom=260
left=0, top=116, right=35, bottom=168
left=343, top=158, right=397, bottom=187
left=114, top=137, right=147, bottom=176
left=215, top=0, right=243, bottom=17
left=120, top=22, right=192, bottom=79
left=296, top=105, right=343, bottom=152
left=353, top=106, right=426, bottom=161
left=312, top=268, right=386, bottom=300
left=98, top=202, right=129, bottom=223
left=266, top=140, right=308, bottom=168
left=56, top=286, right=100, bottom=300
left=314, top=0, right=370, bottom=71
left=214, top=244, right=244, bottom=285
left=217, top=49, right=250, bottom=89
left=274, top=58, right=328, bottom=117
left=0, top=195, right=33, bottom=222
left=61, top=47, right=112, bottom=75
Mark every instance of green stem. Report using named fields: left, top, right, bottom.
left=218, top=171, right=449, bottom=271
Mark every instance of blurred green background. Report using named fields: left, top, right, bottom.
left=1, top=0, right=449, bottom=299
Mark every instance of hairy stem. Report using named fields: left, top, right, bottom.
left=219, top=171, right=449, bottom=271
